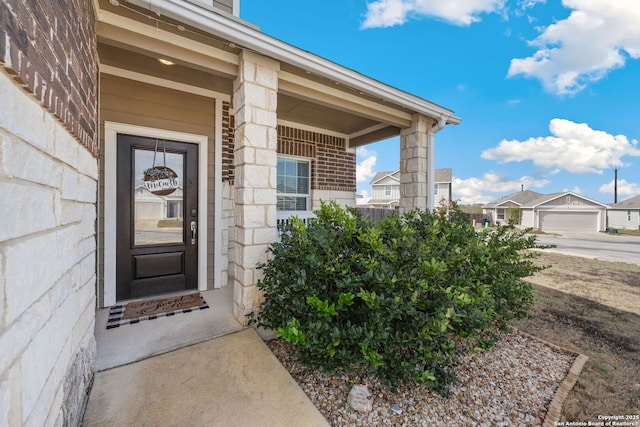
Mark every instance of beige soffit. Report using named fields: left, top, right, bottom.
left=123, top=0, right=461, bottom=126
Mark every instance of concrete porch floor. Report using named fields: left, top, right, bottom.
left=93, top=286, right=244, bottom=371
left=85, top=287, right=329, bottom=426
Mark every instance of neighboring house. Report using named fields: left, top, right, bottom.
left=607, top=195, right=640, bottom=230
left=1, top=0, right=461, bottom=424
left=367, top=168, right=452, bottom=209
left=483, top=190, right=607, bottom=232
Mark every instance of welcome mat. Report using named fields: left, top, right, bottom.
left=107, top=292, right=209, bottom=329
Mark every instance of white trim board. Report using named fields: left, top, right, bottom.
left=103, top=122, right=209, bottom=306
left=100, top=64, right=231, bottom=102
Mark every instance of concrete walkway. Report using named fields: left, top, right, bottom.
left=83, top=328, right=329, bottom=427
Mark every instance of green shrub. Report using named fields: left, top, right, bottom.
left=250, top=202, right=544, bottom=395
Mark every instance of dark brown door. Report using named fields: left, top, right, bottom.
left=116, top=134, right=198, bottom=301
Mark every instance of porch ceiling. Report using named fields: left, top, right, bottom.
left=95, top=0, right=413, bottom=146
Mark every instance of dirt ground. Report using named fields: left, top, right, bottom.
left=513, top=251, right=640, bottom=421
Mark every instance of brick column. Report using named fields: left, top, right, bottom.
left=399, top=114, right=430, bottom=212
left=232, top=50, right=279, bottom=323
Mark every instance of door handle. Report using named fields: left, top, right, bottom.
left=190, top=221, right=197, bottom=245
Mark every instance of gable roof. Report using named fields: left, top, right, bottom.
left=608, top=195, right=640, bottom=209
left=528, top=191, right=608, bottom=208
left=370, top=170, right=400, bottom=185
left=370, top=169, right=452, bottom=185
left=435, top=168, right=452, bottom=183
left=483, top=190, right=544, bottom=208
left=484, top=190, right=608, bottom=209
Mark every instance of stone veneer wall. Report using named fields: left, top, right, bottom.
left=0, top=69, right=98, bottom=426
left=0, top=1, right=98, bottom=426
left=221, top=118, right=357, bottom=287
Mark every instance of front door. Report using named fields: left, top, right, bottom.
left=116, top=134, right=199, bottom=301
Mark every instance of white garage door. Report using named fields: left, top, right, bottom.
left=539, top=211, right=598, bottom=232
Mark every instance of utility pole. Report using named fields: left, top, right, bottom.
left=614, top=168, right=618, bottom=204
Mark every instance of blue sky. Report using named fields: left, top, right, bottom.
left=241, top=0, right=640, bottom=205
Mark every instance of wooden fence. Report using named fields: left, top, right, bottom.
left=355, top=207, right=398, bottom=222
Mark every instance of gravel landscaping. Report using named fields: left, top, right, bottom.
left=267, top=331, right=576, bottom=426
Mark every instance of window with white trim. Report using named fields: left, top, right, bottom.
left=434, top=184, right=439, bottom=196
left=497, top=209, right=505, bottom=220
left=628, top=210, right=632, bottom=221
left=277, top=157, right=310, bottom=211
left=384, top=185, right=392, bottom=196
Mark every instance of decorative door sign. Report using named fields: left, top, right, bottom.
left=143, top=139, right=179, bottom=196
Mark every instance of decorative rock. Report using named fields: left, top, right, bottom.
left=347, top=383, right=373, bottom=413
left=267, top=332, right=577, bottom=426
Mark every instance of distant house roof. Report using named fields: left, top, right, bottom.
left=482, top=190, right=543, bottom=208
left=608, top=195, right=640, bottom=209
left=435, top=168, right=452, bottom=183
left=484, top=190, right=608, bottom=209
left=370, top=168, right=452, bottom=185
left=370, top=170, right=399, bottom=185
left=528, top=191, right=608, bottom=208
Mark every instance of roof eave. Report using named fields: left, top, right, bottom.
left=127, top=0, right=461, bottom=125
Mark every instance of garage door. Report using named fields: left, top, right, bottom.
left=539, top=211, right=598, bottom=232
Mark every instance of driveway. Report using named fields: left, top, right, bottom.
left=531, top=232, right=640, bottom=265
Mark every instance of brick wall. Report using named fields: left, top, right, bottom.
left=0, top=0, right=98, bottom=155
left=222, top=123, right=356, bottom=193
left=222, top=101, right=235, bottom=184
left=278, top=125, right=356, bottom=193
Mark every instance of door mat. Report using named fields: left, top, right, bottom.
left=107, top=292, right=209, bottom=329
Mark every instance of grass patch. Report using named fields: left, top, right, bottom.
left=513, top=252, right=640, bottom=420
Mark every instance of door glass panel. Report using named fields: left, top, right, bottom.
left=133, top=148, right=184, bottom=245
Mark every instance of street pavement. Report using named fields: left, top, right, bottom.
left=531, top=232, right=640, bottom=265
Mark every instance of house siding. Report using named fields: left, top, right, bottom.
left=98, top=75, right=218, bottom=297
left=607, top=209, right=640, bottom=230
left=372, top=176, right=401, bottom=201
left=434, top=182, right=451, bottom=207
left=1, top=0, right=98, bottom=425
left=193, top=0, right=235, bottom=15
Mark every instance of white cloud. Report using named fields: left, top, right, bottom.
left=356, top=189, right=371, bottom=205
left=361, top=0, right=505, bottom=28
left=508, top=0, right=640, bottom=95
left=563, top=185, right=582, bottom=194
left=599, top=179, right=640, bottom=198
left=452, top=172, right=550, bottom=204
left=519, top=0, right=546, bottom=9
left=356, top=147, right=378, bottom=183
left=481, top=118, right=640, bottom=174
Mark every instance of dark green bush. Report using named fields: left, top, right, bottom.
left=250, top=202, right=544, bottom=395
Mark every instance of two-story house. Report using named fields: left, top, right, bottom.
left=367, top=169, right=452, bottom=209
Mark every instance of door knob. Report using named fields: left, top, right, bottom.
left=190, top=221, right=197, bottom=245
